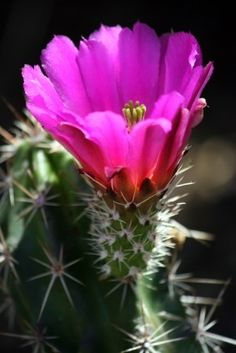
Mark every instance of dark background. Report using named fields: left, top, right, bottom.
left=0, top=0, right=236, bottom=352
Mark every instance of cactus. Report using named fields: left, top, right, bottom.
left=1, top=22, right=236, bottom=353
left=0, top=112, right=235, bottom=353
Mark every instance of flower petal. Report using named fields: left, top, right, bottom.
left=77, top=38, right=121, bottom=113
left=118, top=22, right=161, bottom=110
left=22, top=64, right=78, bottom=133
left=82, top=111, right=129, bottom=169
left=158, top=32, right=202, bottom=95
left=41, top=35, right=91, bottom=116
left=182, top=62, right=213, bottom=111
left=152, top=108, right=190, bottom=189
left=149, top=91, right=185, bottom=122
left=167, top=108, right=191, bottom=168
left=22, top=64, right=63, bottom=131
left=191, top=97, right=207, bottom=127
left=89, top=24, right=122, bottom=60
left=128, top=118, right=172, bottom=187
left=61, top=111, right=129, bottom=181
left=59, top=123, right=107, bottom=184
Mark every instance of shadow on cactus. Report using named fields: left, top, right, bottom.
left=0, top=22, right=235, bottom=353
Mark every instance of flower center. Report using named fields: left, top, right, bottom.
left=122, top=100, right=146, bottom=129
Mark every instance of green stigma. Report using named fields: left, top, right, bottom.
left=122, top=100, right=146, bottom=128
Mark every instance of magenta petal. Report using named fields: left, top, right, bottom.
left=77, top=39, right=121, bottom=113
left=158, top=32, right=202, bottom=95
left=182, top=62, right=213, bottom=111
left=167, top=108, right=191, bottom=168
left=89, top=24, right=122, bottom=60
left=22, top=65, right=62, bottom=114
left=129, top=118, right=172, bottom=186
left=149, top=91, right=184, bottom=122
left=118, top=22, right=161, bottom=109
left=61, top=111, right=128, bottom=179
left=22, top=64, right=63, bottom=131
left=22, top=64, right=79, bottom=134
left=59, top=123, right=107, bottom=183
left=82, top=111, right=129, bottom=169
left=41, top=36, right=91, bottom=116
left=153, top=108, right=190, bottom=188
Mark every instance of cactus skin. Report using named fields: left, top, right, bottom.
left=0, top=116, right=235, bottom=353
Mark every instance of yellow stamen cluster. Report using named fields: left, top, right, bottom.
left=122, top=100, right=146, bottom=128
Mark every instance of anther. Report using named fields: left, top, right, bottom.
left=122, top=100, right=146, bottom=128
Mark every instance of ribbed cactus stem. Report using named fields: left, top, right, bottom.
left=82, top=186, right=177, bottom=280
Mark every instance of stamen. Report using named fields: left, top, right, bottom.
left=122, top=100, right=146, bottom=128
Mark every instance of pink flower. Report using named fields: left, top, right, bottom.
left=22, top=23, right=213, bottom=202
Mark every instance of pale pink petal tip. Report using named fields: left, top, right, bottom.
left=191, top=97, right=207, bottom=127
